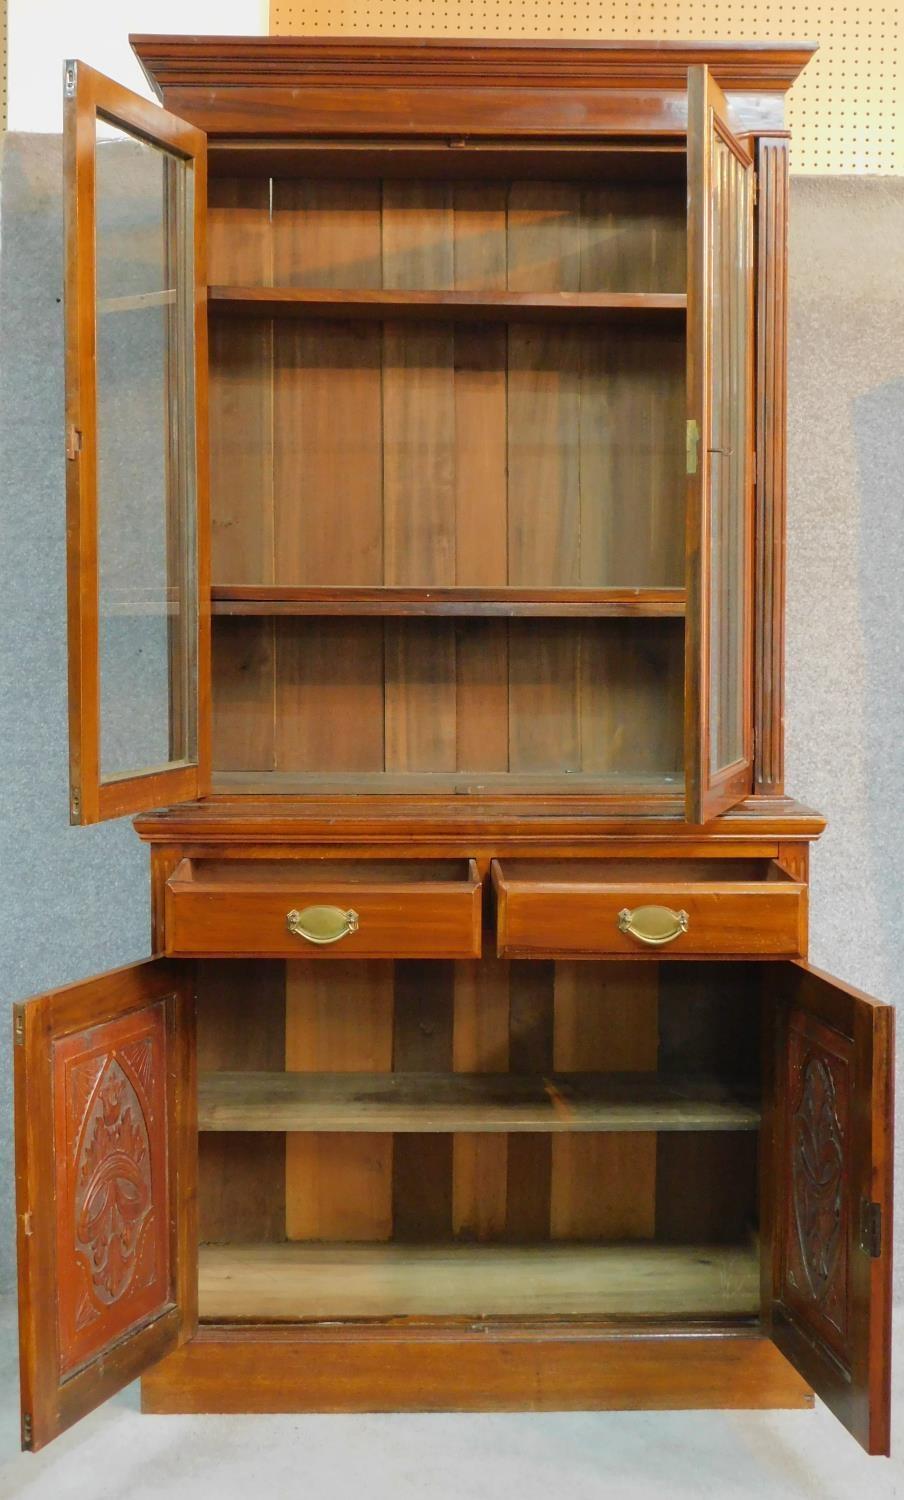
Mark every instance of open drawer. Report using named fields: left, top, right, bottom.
left=165, top=858, right=482, bottom=958
left=492, top=858, right=806, bottom=959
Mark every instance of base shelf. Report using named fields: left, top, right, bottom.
left=210, top=771, right=683, bottom=797
left=198, top=1241, right=760, bottom=1322
left=198, top=1071, right=760, bottom=1134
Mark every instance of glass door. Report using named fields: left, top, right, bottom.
left=685, top=64, right=755, bottom=823
left=65, top=61, right=209, bottom=823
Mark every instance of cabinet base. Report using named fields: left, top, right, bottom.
left=141, top=1324, right=814, bottom=1415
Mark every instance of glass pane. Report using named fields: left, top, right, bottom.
left=95, top=119, right=197, bottom=783
left=708, top=136, right=750, bottom=775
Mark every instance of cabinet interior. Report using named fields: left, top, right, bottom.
left=196, top=957, right=761, bottom=1323
left=207, top=152, right=689, bottom=797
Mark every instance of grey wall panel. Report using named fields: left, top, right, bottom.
left=0, top=141, right=902, bottom=1308
left=0, top=135, right=152, bottom=1291
left=786, top=176, right=904, bottom=1298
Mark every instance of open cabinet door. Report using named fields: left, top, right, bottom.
left=766, top=961, right=894, bottom=1454
left=685, top=65, right=756, bottom=822
left=65, top=61, right=210, bottom=824
left=14, top=959, right=196, bottom=1451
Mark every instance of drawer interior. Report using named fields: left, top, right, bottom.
left=170, top=857, right=477, bottom=888
left=196, top=956, right=762, bottom=1324
left=495, top=857, right=797, bottom=885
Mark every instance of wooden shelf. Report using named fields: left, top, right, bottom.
left=208, top=286, right=687, bottom=324
left=198, top=1071, right=759, bottom=1134
left=211, top=586, right=687, bottom=619
left=210, top=770, right=683, bottom=797
left=198, top=1241, right=761, bottom=1322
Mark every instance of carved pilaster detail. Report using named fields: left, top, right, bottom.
left=754, top=137, right=790, bottom=794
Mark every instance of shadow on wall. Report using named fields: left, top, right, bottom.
left=854, top=378, right=904, bottom=1007
left=0, top=134, right=153, bottom=1291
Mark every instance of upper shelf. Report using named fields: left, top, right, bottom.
left=211, top=587, right=687, bottom=618
left=208, top=286, right=687, bottom=325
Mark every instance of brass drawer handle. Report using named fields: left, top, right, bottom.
left=617, top=905, right=689, bottom=947
left=286, top=906, right=359, bottom=945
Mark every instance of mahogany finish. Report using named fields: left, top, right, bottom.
left=142, top=1324, right=813, bottom=1416
left=493, top=858, right=806, bottom=959
left=14, top=960, right=196, bottom=1451
left=165, top=856, right=483, bottom=958
left=12, top=33, right=893, bottom=1463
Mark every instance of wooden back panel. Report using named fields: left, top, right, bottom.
left=197, top=956, right=760, bottom=1250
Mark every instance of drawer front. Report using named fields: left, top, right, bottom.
left=494, top=869, right=806, bottom=959
left=165, top=861, right=482, bottom=959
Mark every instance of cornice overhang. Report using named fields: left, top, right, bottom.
left=131, top=35, right=817, bottom=98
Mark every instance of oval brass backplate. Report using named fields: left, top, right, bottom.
left=617, top=905, right=689, bottom=947
left=286, top=905, right=360, bottom=945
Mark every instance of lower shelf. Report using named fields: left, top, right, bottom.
left=198, top=1241, right=760, bottom=1322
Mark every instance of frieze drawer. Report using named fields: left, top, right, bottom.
left=492, top=858, right=806, bottom=959
left=165, top=858, right=482, bottom=959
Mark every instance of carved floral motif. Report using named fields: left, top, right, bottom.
left=789, top=1046, right=847, bottom=1336
left=74, top=1058, right=153, bottom=1306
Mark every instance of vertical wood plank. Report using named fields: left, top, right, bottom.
left=507, top=182, right=581, bottom=292
left=508, top=620, right=581, bottom=773
left=507, top=326, right=581, bottom=586
left=580, top=619, right=684, bottom=780
left=452, top=183, right=508, bottom=291
left=451, top=184, right=508, bottom=588
left=384, top=619, right=456, bottom=772
left=455, top=621, right=509, bottom=772
left=272, top=179, right=382, bottom=289
left=285, top=961, right=394, bottom=1242
left=211, top=617, right=276, bottom=772
left=505, top=961, right=555, bottom=1238
left=551, top=962, right=659, bottom=1240
left=274, top=618, right=385, bottom=773
left=207, top=178, right=273, bottom=587
left=382, top=181, right=454, bottom=290
left=579, top=328, right=684, bottom=588
left=579, top=182, right=686, bottom=294
left=197, top=961, right=285, bottom=1243
left=207, top=180, right=275, bottom=779
left=453, top=327, right=508, bottom=586
left=452, top=957, right=511, bottom=1240
left=273, top=321, right=384, bottom=586
left=392, top=961, right=455, bottom=1240
left=383, top=323, right=457, bottom=586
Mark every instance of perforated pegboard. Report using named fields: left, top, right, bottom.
left=270, top=2, right=903, bottom=175
left=1, top=0, right=7, bottom=133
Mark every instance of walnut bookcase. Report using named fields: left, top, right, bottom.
left=11, top=37, right=893, bottom=1460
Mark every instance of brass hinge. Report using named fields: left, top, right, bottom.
left=21, top=1412, right=33, bottom=1449
left=66, top=426, right=83, bottom=461
left=13, top=1008, right=24, bottom=1047
left=686, top=419, right=700, bottom=476
left=860, top=1199, right=882, bottom=1258
left=70, top=788, right=81, bottom=821
left=64, top=61, right=77, bottom=100
left=752, top=171, right=758, bottom=207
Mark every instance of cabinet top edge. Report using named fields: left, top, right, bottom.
left=133, top=796, right=826, bottom=845
left=130, top=35, right=817, bottom=96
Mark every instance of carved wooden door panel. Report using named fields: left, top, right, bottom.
left=685, top=64, right=756, bottom=822
left=766, top=961, right=894, bottom=1454
left=14, top=959, right=196, bottom=1451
